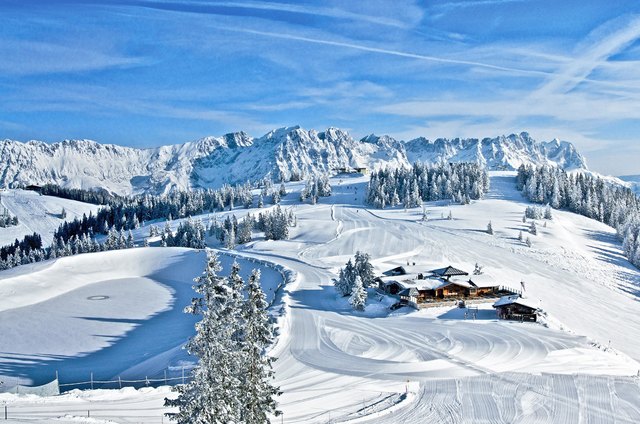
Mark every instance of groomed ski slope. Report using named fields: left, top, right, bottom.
left=249, top=173, right=640, bottom=423
left=1, top=172, right=640, bottom=423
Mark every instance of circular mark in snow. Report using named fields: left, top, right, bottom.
left=87, top=295, right=110, bottom=301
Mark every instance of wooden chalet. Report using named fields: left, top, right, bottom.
left=379, top=264, right=523, bottom=310
left=24, top=184, right=42, bottom=192
left=464, top=275, right=520, bottom=297
left=354, top=167, right=369, bottom=175
left=433, top=279, right=471, bottom=298
left=493, top=295, right=539, bottom=322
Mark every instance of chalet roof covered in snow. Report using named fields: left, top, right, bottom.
left=466, top=274, right=499, bottom=288
left=381, top=276, right=444, bottom=291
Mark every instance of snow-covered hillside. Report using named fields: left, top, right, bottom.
left=0, top=247, right=283, bottom=390
left=0, top=128, right=586, bottom=195
left=0, top=189, right=100, bottom=246
left=1, top=172, right=639, bottom=423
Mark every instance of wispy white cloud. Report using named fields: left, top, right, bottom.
left=242, top=101, right=314, bottom=112
left=134, top=0, right=416, bottom=29
left=427, top=0, right=528, bottom=20
left=532, top=14, right=640, bottom=98
left=376, top=92, right=640, bottom=122
left=1, top=82, right=273, bottom=134
left=217, top=26, right=553, bottom=78
left=432, top=0, right=528, bottom=11
left=0, top=40, right=146, bottom=75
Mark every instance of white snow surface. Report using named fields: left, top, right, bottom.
left=1, top=172, right=640, bottom=423
left=0, top=189, right=101, bottom=246
left=1, top=128, right=585, bottom=195
left=0, top=247, right=283, bottom=390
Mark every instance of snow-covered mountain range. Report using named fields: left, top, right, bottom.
left=0, top=127, right=587, bottom=195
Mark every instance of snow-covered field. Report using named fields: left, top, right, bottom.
left=1, top=172, right=640, bottom=423
left=0, top=189, right=101, bottom=246
left=0, top=248, right=283, bottom=391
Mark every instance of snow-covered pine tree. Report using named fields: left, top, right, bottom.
left=354, top=251, right=375, bottom=288
left=487, top=221, right=494, bottom=235
left=334, top=268, right=349, bottom=297
left=241, top=269, right=281, bottom=422
left=237, top=215, right=253, bottom=244
left=165, top=252, right=244, bottom=423
left=349, top=275, right=367, bottom=311
left=226, top=224, right=236, bottom=249
left=334, top=259, right=357, bottom=296
left=530, top=221, right=537, bottom=235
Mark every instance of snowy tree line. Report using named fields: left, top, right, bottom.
left=334, top=252, right=375, bottom=311
left=207, top=206, right=296, bottom=249
left=366, top=162, right=489, bottom=209
left=517, top=165, right=640, bottom=267
left=36, top=184, right=122, bottom=205
left=0, top=233, right=43, bottom=266
left=0, top=203, right=296, bottom=272
left=0, top=205, right=19, bottom=227
left=0, top=225, right=139, bottom=270
left=299, top=175, right=332, bottom=204
left=165, top=253, right=280, bottom=423
left=0, top=218, right=212, bottom=271
left=158, top=218, right=208, bottom=249
left=48, top=182, right=260, bottom=245
left=524, top=205, right=552, bottom=220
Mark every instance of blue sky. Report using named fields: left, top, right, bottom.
left=2, top=0, right=640, bottom=175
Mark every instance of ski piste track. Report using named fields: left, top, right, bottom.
left=244, top=199, right=640, bottom=423
left=1, top=174, right=640, bottom=423
left=244, top=176, right=640, bottom=423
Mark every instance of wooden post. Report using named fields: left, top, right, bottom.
left=182, top=367, right=185, bottom=384
left=164, top=370, right=167, bottom=385
left=5, top=404, right=7, bottom=420
left=90, top=372, right=94, bottom=390
left=118, top=377, right=122, bottom=389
